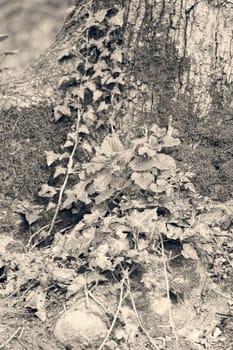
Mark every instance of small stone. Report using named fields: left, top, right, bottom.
left=54, top=300, right=107, bottom=348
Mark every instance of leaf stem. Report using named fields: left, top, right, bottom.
left=47, top=109, right=81, bottom=236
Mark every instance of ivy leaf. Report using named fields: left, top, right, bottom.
left=108, top=9, right=124, bottom=26
left=53, top=166, right=66, bottom=179
left=112, top=85, right=121, bottom=95
left=104, top=74, right=124, bottom=85
left=62, top=194, right=73, bottom=210
left=63, top=181, right=91, bottom=209
left=73, top=181, right=92, bottom=204
left=83, top=107, right=96, bottom=125
left=57, top=48, right=74, bottom=61
left=93, top=89, right=103, bottom=102
left=92, top=61, right=109, bottom=77
left=100, top=71, right=110, bottom=85
left=111, top=50, right=123, bottom=63
left=131, top=172, right=153, bottom=190
left=84, top=81, right=96, bottom=91
left=45, top=151, right=60, bottom=166
left=54, top=105, right=71, bottom=121
left=38, top=184, right=57, bottom=198
left=79, top=125, right=89, bottom=134
left=57, top=76, right=76, bottom=89
left=64, top=234, right=80, bottom=252
left=75, top=86, right=85, bottom=100
left=24, top=211, right=41, bottom=226
left=62, top=139, right=74, bottom=148
left=46, top=202, right=56, bottom=211
left=97, top=101, right=108, bottom=112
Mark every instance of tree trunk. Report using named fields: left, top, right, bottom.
left=0, top=0, right=232, bottom=203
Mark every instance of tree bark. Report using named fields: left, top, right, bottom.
left=0, top=0, right=232, bottom=204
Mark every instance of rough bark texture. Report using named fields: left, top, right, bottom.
left=0, top=0, right=232, bottom=203
left=122, top=0, right=233, bottom=200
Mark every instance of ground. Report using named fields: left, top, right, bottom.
left=0, top=2, right=233, bottom=350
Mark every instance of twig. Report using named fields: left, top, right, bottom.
left=213, top=289, right=233, bottom=300
left=87, top=289, right=111, bottom=316
left=29, top=220, right=67, bottom=250
left=97, top=276, right=126, bottom=350
left=159, top=234, right=179, bottom=344
left=126, top=273, right=161, bottom=350
left=26, top=223, right=50, bottom=249
left=47, top=110, right=81, bottom=236
left=18, top=326, right=24, bottom=338
left=85, top=278, right=90, bottom=308
left=0, top=327, right=21, bottom=349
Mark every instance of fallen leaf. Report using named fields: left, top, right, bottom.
left=182, top=243, right=199, bottom=260
left=25, top=287, right=47, bottom=322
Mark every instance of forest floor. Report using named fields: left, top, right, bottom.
left=0, top=1, right=233, bottom=350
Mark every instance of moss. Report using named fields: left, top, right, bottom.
left=0, top=104, right=72, bottom=199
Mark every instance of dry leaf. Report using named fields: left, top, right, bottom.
left=182, top=243, right=199, bottom=260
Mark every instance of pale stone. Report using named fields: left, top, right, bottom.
left=54, top=301, right=107, bottom=347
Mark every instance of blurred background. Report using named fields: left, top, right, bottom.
left=0, top=0, right=73, bottom=79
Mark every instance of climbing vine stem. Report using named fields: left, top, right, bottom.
left=47, top=109, right=82, bottom=236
